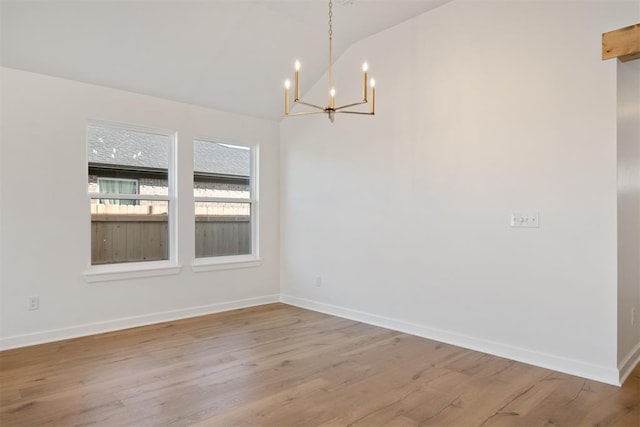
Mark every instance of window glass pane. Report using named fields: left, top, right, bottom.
left=88, top=124, right=169, bottom=196
left=90, top=199, right=169, bottom=265
left=193, top=140, right=250, bottom=198
left=195, top=202, right=251, bottom=258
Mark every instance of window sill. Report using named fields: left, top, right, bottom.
left=84, top=261, right=182, bottom=283
left=191, top=256, right=262, bottom=272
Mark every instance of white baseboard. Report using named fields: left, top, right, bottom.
left=280, top=294, right=621, bottom=386
left=618, top=341, right=640, bottom=384
left=0, top=294, right=280, bottom=351
left=3, top=293, right=627, bottom=387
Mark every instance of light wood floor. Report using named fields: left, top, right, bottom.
left=1, top=303, right=639, bottom=426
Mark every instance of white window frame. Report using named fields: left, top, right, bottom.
left=192, top=138, right=261, bottom=272
left=84, top=120, right=181, bottom=282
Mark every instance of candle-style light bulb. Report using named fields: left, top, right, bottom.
left=284, top=80, right=291, bottom=115
left=294, top=60, right=300, bottom=100
left=362, top=62, right=369, bottom=101
left=370, top=78, right=375, bottom=114
left=330, top=88, right=336, bottom=108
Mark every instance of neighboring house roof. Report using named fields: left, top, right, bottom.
left=194, top=140, right=250, bottom=178
left=87, top=124, right=250, bottom=177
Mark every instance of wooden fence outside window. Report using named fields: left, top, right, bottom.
left=91, top=215, right=250, bottom=264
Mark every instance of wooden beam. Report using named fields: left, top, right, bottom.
left=603, top=23, right=640, bottom=62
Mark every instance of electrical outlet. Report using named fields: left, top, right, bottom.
left=314, top=275, right=322, bottom=287
left=28, top=296, right=39, bottom=311
left=510, top=212, right=540, bottom=228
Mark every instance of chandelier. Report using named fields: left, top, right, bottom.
left=284, top=0, right=376, bottom=123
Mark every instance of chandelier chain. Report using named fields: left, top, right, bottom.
left=328, top=0, right=333, bottom=37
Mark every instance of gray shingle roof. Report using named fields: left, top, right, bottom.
left=194, top=140, right=250, bottom=177
left=87, top=124, right=249, bottom=177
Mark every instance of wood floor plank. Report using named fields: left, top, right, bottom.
left=1, top=303, right=639, bottom=426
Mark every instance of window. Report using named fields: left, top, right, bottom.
left=87, top=122, right=175, bottom=268
left=193, top=139, right=258, bottom=265
left=97, top=178, right=138, bottom=205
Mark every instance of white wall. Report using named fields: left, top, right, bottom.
left=280, top=0, right=637, bottom=385
left=617, top=59, right=640, bottom=379
left=0, top=67, right=280, bottom=349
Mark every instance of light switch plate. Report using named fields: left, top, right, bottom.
left=510, top=212, right=539, bottom=228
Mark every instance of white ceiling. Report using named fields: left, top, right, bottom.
left=1, top=0, right=451, bottom=121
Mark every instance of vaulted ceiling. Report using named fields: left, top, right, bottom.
left=1, top=0, right=451, bottom=121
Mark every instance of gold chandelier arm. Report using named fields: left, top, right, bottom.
left=295, top=100, right=327, bottom=111
left=334, top=100, right=368, bottom=111
left=285, top=110, right=329, bottom=116
left=335, top=110, right=375, bottom=115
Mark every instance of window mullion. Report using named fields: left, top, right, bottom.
left=194, top=196, right=253, bottom=204
left=89, top=193, right=170, bottom=201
